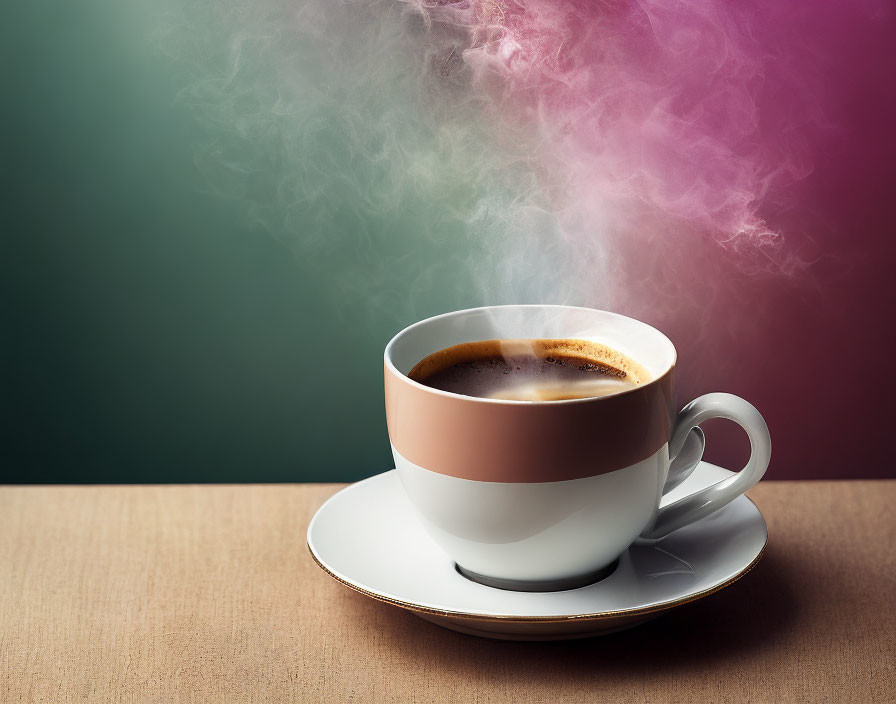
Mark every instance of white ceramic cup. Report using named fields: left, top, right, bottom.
left=384, top=305, right=771, bottom=590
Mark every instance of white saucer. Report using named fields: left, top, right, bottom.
left=307, top=463, right=768, bottom=641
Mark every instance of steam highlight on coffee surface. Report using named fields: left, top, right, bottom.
left=409, top=339, right=648, bottom=402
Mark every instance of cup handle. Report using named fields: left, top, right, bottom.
left=640, top=393, right=771, bottom=540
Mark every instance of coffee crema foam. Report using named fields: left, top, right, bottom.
left=408, top=339, right=651, bottom=402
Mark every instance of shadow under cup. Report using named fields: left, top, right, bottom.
left=384, top=306, right=679, bottom=591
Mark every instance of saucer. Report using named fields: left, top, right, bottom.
left=307, top=463, right=767, bottom=641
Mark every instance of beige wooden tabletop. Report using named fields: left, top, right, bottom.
left=1, top=480, right=894, bottom=703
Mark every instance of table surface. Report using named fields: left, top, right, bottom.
left=1, top=480, right=894, bottom=703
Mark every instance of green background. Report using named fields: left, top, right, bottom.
left=2, top=1, right=490, bottom=483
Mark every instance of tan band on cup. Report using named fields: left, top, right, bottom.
left=385, top=365, right=674, bottom=483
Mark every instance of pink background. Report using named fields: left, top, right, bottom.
left=677, top=3, right=895, bottom=479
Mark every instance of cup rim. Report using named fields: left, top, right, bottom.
left=384, top=304, right=677, bottom=406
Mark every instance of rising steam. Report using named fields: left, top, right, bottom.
left=153, top=0, right=823, bottom=333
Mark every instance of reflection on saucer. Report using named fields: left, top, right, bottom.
left=640, top=546, right=697, bottom=580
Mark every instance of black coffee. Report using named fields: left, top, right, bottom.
left=408, top=339, right=646, bottom=401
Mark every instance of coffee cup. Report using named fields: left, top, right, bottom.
left=384, top=305, right=771, bottom=591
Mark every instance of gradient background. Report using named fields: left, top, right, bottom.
left=2, top=0, right=894, bottom=483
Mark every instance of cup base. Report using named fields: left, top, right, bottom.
left=455, top=559, right=620, bottom=593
